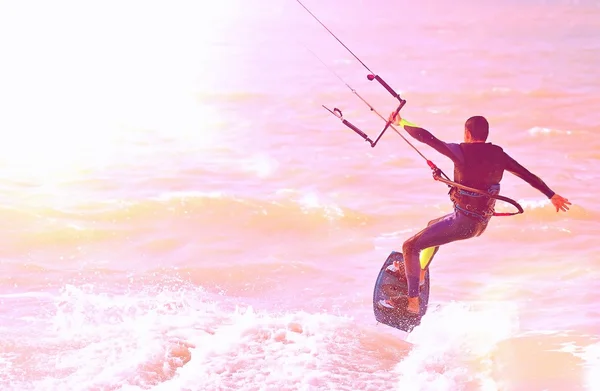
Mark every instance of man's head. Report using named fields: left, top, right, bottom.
left=464, top=116, right=489, bottom=143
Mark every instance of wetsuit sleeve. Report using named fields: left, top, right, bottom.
left=505, top=154, right=555, bottom=198
left=403, top=125, right=461, bottom=164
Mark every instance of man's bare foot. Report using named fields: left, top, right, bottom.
left=386, top=262, right=426, bottom=292
left=377, top=296, right=404, bottom=310
left=407, top=296, right=420, bottom=314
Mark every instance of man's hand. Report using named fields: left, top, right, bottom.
left=550, top=194, right=571, bottom=212
left=388, top=111, right=401, bottom=126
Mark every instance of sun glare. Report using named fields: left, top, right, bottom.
left=0, top=0, right=237, bottom=184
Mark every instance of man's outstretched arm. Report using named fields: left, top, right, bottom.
left=505, top=154, right=571, bottom=212
left=389, top=112, right=458, bottom=162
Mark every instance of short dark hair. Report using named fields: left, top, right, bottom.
left=465, top=116, right=489, bottom=141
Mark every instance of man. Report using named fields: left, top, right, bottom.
left=381, top=113, right=571, bottom=315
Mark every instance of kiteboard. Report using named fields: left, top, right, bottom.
left=372, top=251, right=430, bottom=333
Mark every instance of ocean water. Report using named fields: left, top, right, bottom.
left=0, top=0, right=599, bottom=390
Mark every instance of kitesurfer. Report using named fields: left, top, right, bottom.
left=381, top=113, right=572, bottom=314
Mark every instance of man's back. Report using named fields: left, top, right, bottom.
left=447, top=142, right=506, bottom=190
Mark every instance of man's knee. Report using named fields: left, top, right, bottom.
left=402, top=236, right=417, bottom=254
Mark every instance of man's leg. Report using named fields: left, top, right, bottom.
left=402, top=212, right=483, bottom=314
left=392, top=215, right=446, bottom=286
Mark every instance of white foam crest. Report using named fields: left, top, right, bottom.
left=492, top=197, right=548, bottom=215
left=527, top=126, right=573, bottom=136
left=296, top=192, right=345, bottom=221
left=143, top=308, right=377, bottom=391
left=0, top=354, right=14, bottom=376
left=241, top=153, right=279, bottom=178
left=394, top=301, right=520, bottom=391
left=51, top=283, right=210, bottom=339
left=15, top=284, right=394, bottom=391
left=153, top=190, right=224, bottom=201
left=571, top=341, right=600, bottom=391
left=25, top=283, right=215, bottom=390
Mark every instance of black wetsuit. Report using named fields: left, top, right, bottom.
left=402, top=126, right=555, bottom=297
